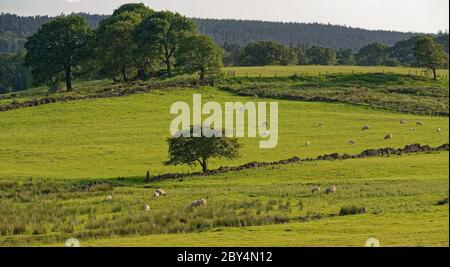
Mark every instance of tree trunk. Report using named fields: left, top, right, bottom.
left=199, top=70, right=205, bottom=82
left=65, top=67, right=72, bottom=92
left=137, top=67, right=146, bottom=79
left=201, top=158, right=208, bottom=173
left=432, top=68, right=437, bottom=80
left=164, top=45, right=173, bottom=77
left=165, top=57, right=172, bottom=77
left=122, top=69, right=128, bottom=82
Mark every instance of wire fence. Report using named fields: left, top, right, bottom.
left=225, top=69, right=449, bottom=80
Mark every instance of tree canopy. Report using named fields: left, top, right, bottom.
left=143, top=11, right=196, bottom=76
left=240, top=41, right=297, bottom=66
left=165, top=127, right=241, bottom=173
left=0, top=50, right=32, bottom=93
left=95, top=11, right=146, bottom=81
left=176, top=34, right=223, bottom=81
left=413, top=35, right=448, bottom=80
left=24, top=15, right=92, bottom=91
left=356, top=42, right=390, bottom=66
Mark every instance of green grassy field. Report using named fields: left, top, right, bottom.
left=0, top=66, right=448, bottom=247
left=1, top=153, right=448, bottom=246
left=0, top=87, right=448, bottom=180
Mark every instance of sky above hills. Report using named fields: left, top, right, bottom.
left=0, top=0, right=448, bottom=33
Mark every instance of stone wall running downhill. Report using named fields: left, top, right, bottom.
left=150, top=143, right=449, bottom=181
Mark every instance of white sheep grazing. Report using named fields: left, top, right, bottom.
left=416, top=121, right=423, bottom=126
left=325, top=186, right=336, bottom=194
left=362, top=125, right=371, bottom=131
left=437, top=128, right=442, bottom=133
left=105, top=195, right=113, bottom=201
left=153, top=192, right=160, bottom=198
left=144, top=205, right=150, bottom=212
left=400, top=119, right=407, bottom=124
left=156, top=189, right=166, bottom=196
left=305, top=141, right=311, bottom=147
left=191, top=199, right=207, bottom=207
left=349, top=140, right=356, bottom=145
left=311, top=186, right=321, bottom=194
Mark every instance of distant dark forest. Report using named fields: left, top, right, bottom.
left=0, top=13, right=105, bottom=53
left=0, top=13, right=422, bottom=53
left=194, top=18, right=419, bottom=51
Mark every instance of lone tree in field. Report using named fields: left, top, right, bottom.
left=413, top=35, right=447, bottom=80
left=165, top=128, right=241, bottom=173
left=176, top=35, right=223, bottom=81
left=24, top=16, right=92, bottom=91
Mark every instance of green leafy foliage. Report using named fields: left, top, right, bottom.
left=176, top=34, right=223, bottom=80
left=24, top=15, right=93, bottom=91
left=165, top=127, right=241, bottom=173
left=240, top=41, right=297, bottom=66
left=413, top=35, right=448, bottom=80
left=0, top=50, right=32, bottom=93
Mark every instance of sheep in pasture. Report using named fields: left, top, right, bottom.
left=105, top=195, right=113, bottom=202
left=311, top=186, right=321, bottom=194
left=349, top=139, right=356, bottom=145
left=144, top=205, right=150, bottom=212
left=155, top=189, right=166, bottom=196
left=191, top=199, right=207, bottom=207
left=400, top=119, right=407, bottom=124
left=437, top=128, right=442, bottom=133
left=384, top=134, right=393, bottom=140
left=325, top=186, right=336, bottom=194
left=410, top=128, right=415, bottom=131
left=305, top=141, right=311, bottom=147
left=153, top=192, right=160, bottom=198
left=362, top=125, right=371, bottom=131
left=416, top=121, right=423, bottom=126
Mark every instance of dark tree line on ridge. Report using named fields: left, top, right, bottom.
left=1, top=13, right=423, bottom=54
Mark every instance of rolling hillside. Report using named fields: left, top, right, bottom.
left=0, top=69, right=448, bottom=246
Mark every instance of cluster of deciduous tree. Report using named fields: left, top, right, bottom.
left=223, top=35, right=448, bottom=78
left=23, top=4, right=223, bottom=91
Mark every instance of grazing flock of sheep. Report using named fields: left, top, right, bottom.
left=105, top=188, right=207, bottom=212
left=311, top=185, right=336, bottom=194
left=306, top=119, right=444, bottom=196
left=306, top=120, right=443, bottom=146
left=101, top=118, right=444, bottom=215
